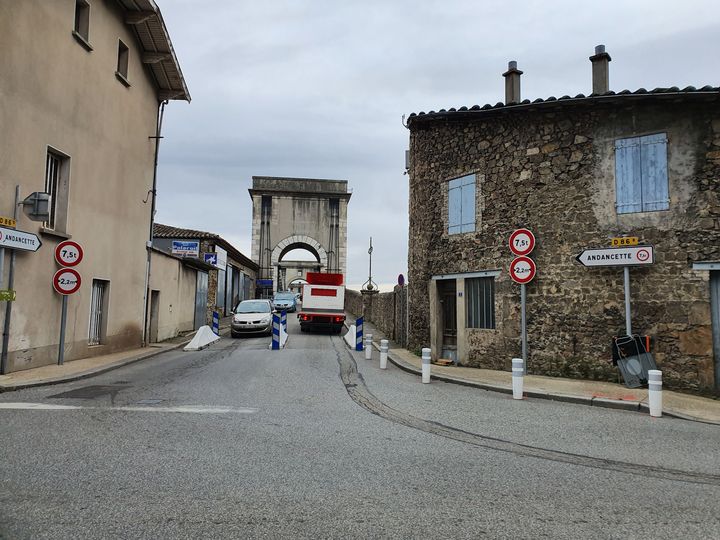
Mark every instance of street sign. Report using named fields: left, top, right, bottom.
left=509, top=228, right=535, bottom=256
left=510, top=256, right=537, bottom=284
left=171, top=240, right=199, bottom=257
left=0, top=216, right=16, bottom=228
left=576, top=246, right=654, bottom=267
left=0, top=290, right=16, bottom=302
left=203, top=253, right=218, bottom=266
left=55, top=240, right=83, bottom=267
left=53, top=268, right=82, bottom=295
left=611, top=237, right=639, bottom=247
left=0, top=226, right=41, bottom=252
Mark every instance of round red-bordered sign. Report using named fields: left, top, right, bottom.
left=55, top=240, right=84, bottom=267
left=509, top=256, right=537, bottom=284
left=53, top=268, right=82, bottom=295
left=509, top=229, right=536, bottom=256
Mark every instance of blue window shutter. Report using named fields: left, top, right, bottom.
left=448, top=184, right=462, bottom=234
left=460, top=177, right=476, bottom=233
left=640, top=133, right=669, bottom=211
left=615, top=137, right=642, bottom=214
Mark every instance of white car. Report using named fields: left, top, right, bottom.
left=230, top=299, right=274, bottom=337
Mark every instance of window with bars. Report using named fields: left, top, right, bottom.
left=615, top=133, right=669, bottom=214
left=89, top=280, right=109, bottom=345
left=448, top=174, right=476, bottom=234
left=44, top=149, right=70, bottom=232
left=466, top=277, right=495, bottom=329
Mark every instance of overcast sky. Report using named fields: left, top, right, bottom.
left=154, top=0, right=720, bottom=290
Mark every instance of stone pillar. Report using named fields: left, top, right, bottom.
left=589, top=44, right=611, bottom=95
left=502, top=61, right=523, bottom=105
left=361, top=289, right=378, bottom=322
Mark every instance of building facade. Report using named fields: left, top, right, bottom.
left=406, top=48, right=720, bottom=395
left=0, top=0, right=189, bottom=372
left=152, top=224, right=258, bottom=325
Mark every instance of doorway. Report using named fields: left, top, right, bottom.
left=711, top=271, right=720, bottom=394
left=437, top=279, right=457, bottom=363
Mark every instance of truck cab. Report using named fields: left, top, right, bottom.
left=298, top=272, right=345, bottom=333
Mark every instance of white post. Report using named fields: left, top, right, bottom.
left=512, top=357, right=524, bottom=400
left=380, top=339, right=388, bottom=369
left=421, top=347, right=431, bottom=383
left=648, top=369, right=662, bottom=418
left=364, top=334, right=373, bottom=360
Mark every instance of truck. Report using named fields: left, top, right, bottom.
left=297, top=272, right=346, bottom=333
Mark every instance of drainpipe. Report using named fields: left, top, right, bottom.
left=141, top=99, right=168, bottom=347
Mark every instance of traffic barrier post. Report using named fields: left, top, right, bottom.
left=648, top=369, right=662, bottom=417
left=512, top=358, right=524, bottom=399
left=271, top=313, right=280, bottom=350
left=364, top=334, right=373, bottom=360
left=212, top=311, right=220, bottom=335
left=380, top=339, right=388, bottom=369
left=421, top=348, right=431, bottom=383
left=355, top=317, right=364, bottom=351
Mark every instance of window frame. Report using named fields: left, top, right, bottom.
left=72, top=0, right=93, bottom=51
left=44, top=147, right=71, bottom=234
left=115, top=39, right=131, bottom=86
left=615, top=132, right=669, bottom=214
left=466, top=276, right=496, bottom=330
left=447, top=173, right=477, bottom=235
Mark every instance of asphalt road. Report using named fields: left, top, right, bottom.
left=1, top=315, right=719, bottom=539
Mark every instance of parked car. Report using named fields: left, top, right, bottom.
left=272, top=291, right=297, bottom=312
left=231, top=299, right=274, bottom=337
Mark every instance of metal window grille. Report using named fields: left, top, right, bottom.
left=89, top=280, right=107, bottom=345
left=466, top=277, right=495, bottom=329
left=45, top=152, right=61, bottom=229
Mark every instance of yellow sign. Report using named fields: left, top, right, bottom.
left=611, top=237, right=639, bottom=247
left=0, top=216, right=16, bottom=228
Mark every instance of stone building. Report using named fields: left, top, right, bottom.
left=152, top=224, right=258, bottom=327
left=0, top=1, right=189, bottom=372
left=405, top=46, right=720, bottom=395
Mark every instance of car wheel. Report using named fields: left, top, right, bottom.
left=231, top=331, right=239, bottom=338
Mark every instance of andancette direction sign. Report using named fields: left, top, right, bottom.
left=0, top=226, right=42, bottom=252
left=576, top=245, right=654, bottom=267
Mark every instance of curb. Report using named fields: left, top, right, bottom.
left=0, top=337, right=193, bottom=393
left=380, top=344, right=719, bottom=425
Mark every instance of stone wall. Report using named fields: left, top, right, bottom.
left=345, top=287, right=409, bottom=347
left=407, top=98, right=720, bottom=394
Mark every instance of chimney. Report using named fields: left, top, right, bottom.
left=589, top=44, right=611, bottom=94
left=502, top=61, right=523, bottom=104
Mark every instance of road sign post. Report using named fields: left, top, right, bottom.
left=54, top=250, right=83, bottom=366
left=509, top=230, right=537, bottom=372
left=575, top=244, right=654, bottom=337
left=1, top=186, right=21, bottom=374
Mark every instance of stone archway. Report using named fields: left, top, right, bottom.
left=271, top=235, right=327, bottom=292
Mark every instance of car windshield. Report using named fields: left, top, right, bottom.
left=274, top=293, right=295, bottom=301
left=235, top=301, right=271, bottom=313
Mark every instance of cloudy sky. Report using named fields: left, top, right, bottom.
left=154, top=0, right=720, bottom=290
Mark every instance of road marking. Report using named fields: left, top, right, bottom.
left=0, top=403, right=258, bottom=414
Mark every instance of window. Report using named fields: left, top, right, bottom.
left=116, top=40, right=130, bottom=85
left=73, top=1, right=90, bottom=43
left=466, top=277, right=495, bottom=329
left=44, top=148, right=70, bottom=232
left=89, top=280, right=109, bottom=345
left=448, top=174, right=476, bottom=234
left=615, top=133, right=669, bottom=214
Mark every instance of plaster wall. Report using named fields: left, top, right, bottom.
left=149, top=252, right=196, bottom=342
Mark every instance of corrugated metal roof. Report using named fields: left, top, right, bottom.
left=407, top=86, right=720, bottom=125
left=115, top=0, right=190, bottom=101
left=153, top=223, right=258, bottom=271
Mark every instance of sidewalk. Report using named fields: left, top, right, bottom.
left=348, top=315, right=720, bottom=426
left=0, top=318, right=232, bottom=393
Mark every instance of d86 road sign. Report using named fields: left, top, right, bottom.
left=53, top=268, right=81, bottom=295
left=55, top=240, right=83, bottom=267
left=510, top=256, right=537, bottom=284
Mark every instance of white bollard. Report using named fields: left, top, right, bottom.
left=364, top=334, right=373, bottom=360
left=648, top=369, right=662, bottom=418
left=380, top=339, right=388, bottom=369
left=512, top=358, right=524, bottom=400
left=421, top=348, right=431, bottom=383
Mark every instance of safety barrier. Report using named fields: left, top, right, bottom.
left=512, top=358, right=524, bottom=399
left=212, top=311, right=220, bottom=335
left=271, top=313, right=281, bottom=350
left=355, top=317, right=364, bottom=351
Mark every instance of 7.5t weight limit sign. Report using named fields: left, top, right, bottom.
left=55, top=240, right=83, bottom=267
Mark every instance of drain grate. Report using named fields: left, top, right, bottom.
left=48, top=385, right=129, bottom=399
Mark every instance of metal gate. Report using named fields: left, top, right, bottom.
left=88, top=279, right=107, bottom=345
left=194, top=271, right=208, bottom=330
